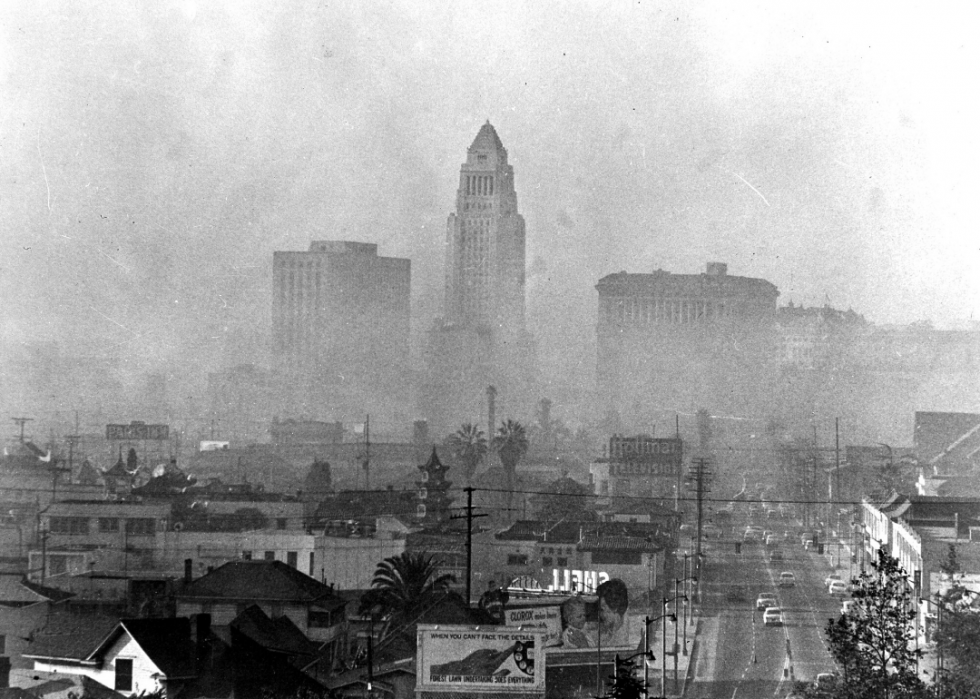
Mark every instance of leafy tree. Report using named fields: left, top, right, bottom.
left=607, top=655, right=645, bottom=699
left=359, top=551, right=455, bottom=647
left=493, top=420, right=529, bottom=513
left=530, top=398, right=572, bottom=453
left=534, top=476, right=596, bottom=521
left=444, top=423, right=488, bottom=485
left=933, top=592, right=980, bottom=698
left=939, top=543, right=959, bottom=577
left=820, top=549, right=927, bottom=699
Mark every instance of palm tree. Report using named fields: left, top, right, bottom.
left=444, top=423, right=488, bottom=485
left=359, top=551, right=455, bottom=646
left=493, top=419, right=529, bottom=514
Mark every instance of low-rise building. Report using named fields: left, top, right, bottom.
left=176, top=560, right=347, bottom=662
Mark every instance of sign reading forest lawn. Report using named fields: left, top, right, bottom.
left=417, top=625, right=545, bottom=693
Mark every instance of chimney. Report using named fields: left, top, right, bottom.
left=706, top=262, right=727, bottom=276
left=184, top=558, right=193, bottom=584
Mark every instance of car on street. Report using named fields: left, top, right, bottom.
left=825, top=573, right=843, bottom=588
left=829, top=580, right=849, bottom=596
left=762, top=607, right=784, bottom=626
left=769, top=548, right=784, bottom=561
left=756, top=593, right=777, bottom=610
left=779, top=571, right=796, bottom=587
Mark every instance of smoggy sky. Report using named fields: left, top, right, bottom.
left=2, top=1, right=978, bottom=389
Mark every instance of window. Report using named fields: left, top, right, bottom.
left=591, top=550, right=642, bottom=565
left=264, top=551, right=275, bottom=561
left=49, top=517, right=89, bottom=535
left=276, top=518, right=287, bottom=530
left=309, top=552, right=315, bottom=576
left=542, top=557, right=553, bottom=567
left=286, top=551, right=298, bottom=568
left=0, top=634, right=6, bottom=655
left=309, top=609, right=335, bottom=628
left=557, top=557, right=568, bottom=567
left=99, top=518, right=119, bottom=533
left=115, top=658, right=133, bottom=691
left=507, top=554, right=528, bottom=566
left=125, top=518, right=155, bottom=536
left=242, top=550, right=252, bottom=560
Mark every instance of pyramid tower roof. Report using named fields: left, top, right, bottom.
left=469, top=120, right=505, bottom=153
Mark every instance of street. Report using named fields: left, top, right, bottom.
left=687, top=512, right=841, bottom=698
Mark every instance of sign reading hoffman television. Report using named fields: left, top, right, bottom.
left=417, top=626, right=545, bottom=693
left=106, top=422, right=170, bottom=441
left=608, top=435, right=682, bottom=476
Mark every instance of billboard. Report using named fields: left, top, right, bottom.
left=106, top=422, right=170, bottom=441
left=504, top=606, right=562, bottom=647
left=607, top=436, right=682, bottom=477
left=417, top=626, right=544, bottom=693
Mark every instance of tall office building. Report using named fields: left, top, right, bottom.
left=272, top=241, right=411, bottom=423
left=595, top=262, right=778, bottom=420
left=422, top=123, right=536, bottom=437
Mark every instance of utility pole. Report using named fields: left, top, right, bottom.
left=12, top=417, right=33, bottom=443
left=451, top=487, right=488, bottom=604
left=66, top=434, right=80, bottom=473
left=835, top=417, right=841, bottom=526
left=362, top=415, right=371, bottom=490
left=686, top=457, right=712, bottom=592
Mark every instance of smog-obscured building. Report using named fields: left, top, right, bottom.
left=422, top=123, right=536, bottom=438
left=272, top=241, right=411, bottom=424
left=595, top=262, right=778, bottom=419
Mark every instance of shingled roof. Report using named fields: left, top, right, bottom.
left=179, top=560, right=344, bottom=609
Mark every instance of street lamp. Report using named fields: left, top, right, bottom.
left=664, top=594, right=686, bottom=693
left=643, top=610, right=676, bottom=699
left=676, top=576, right=697, bottom=654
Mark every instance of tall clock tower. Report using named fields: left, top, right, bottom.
left=422, top=123, right=536, bottom=439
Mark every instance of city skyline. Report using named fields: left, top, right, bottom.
left=1, top=2, right=978, bottom=429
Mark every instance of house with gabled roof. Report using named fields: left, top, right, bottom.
left=176, top=560, right=346, bottom=663
left=23, top=617, right=200, bottom=698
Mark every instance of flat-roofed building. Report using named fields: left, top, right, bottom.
left=595, top=262, right=778, bottom=419
left=272, top=241, right=411, bottom=424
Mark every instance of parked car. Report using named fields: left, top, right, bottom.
left=829, top=580, right=849, bottom=596
left=815, top=672, right=839, bottom=692
left=841, top=599, right=858, bottom=616
left=770, top=549, right=784, bottom=561
left=779, top=572, right=796, bottom=587
left=763, top=607, right=784, bottom=626
left=756, top=593, right=778, bottom=610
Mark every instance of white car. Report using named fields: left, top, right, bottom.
left=756, top=594, right=777, bottom=610
left=779, top=571, right=796, bottom=587
left=763, top=607, right=784, bottom=626
left=825, top=573, right=843, bottom=588
left=829, top=580, right=849, bottom=596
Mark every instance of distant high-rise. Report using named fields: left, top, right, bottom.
left=423, top=123, right=535, bottom=437
left=444, top=122, right=527, bottom=334
left=272, top=241, right=411, bottom=423
left=595, top=262, right=778, bottom=420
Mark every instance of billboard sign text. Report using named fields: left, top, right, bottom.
left=417, top=626, right=544, bottom=693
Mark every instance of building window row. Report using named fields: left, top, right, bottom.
left=465, top=175, right=494, bottom=196
left=605, top=297, right=736, bottom=325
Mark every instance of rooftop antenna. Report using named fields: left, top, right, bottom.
left=11, top=417, right=33, bottom=443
